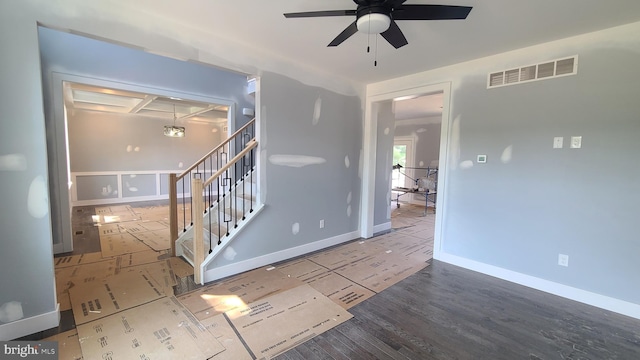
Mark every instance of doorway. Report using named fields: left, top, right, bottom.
left=50, top=75, right=234, bottom=254
left=391, top=137, right=415, bottom=191
left=360, top=82, right=451, bottom=259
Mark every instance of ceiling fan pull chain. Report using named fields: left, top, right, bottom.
left=367, top=11, right=372, bottom=53
left=374, top=34, right=378, bottom=67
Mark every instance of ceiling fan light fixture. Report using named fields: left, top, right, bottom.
left=356, top=13, right=391, bottom=34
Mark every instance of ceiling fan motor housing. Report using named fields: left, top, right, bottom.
left=356, top=4, right=393, bottom=34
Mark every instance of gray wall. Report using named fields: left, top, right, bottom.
left=0, top=5, right=56, bottom=337
left=38, top=27, right=254, bottom=250
left=373, top=102, right=396, bottom=227
left=394, top=118, right=441, bottom=169
left=439, top=39, right=640, bottom=303
left=68, top=110, right=224, bottom=172
left=206, top=72, right=362, bottom=268
left=373, top=109, right=442, bottom=226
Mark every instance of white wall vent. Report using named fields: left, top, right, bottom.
left=487, top=55, right=578, bottom=89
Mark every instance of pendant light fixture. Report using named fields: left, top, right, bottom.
left=164, top=103, right=185, bottom=137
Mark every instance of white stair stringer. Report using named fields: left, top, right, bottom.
left=198, top=202, right=265, bottom=284
left=175, top=178, right=259, bottom=272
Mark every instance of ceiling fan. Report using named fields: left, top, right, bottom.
left=284, top=0, right=472, bottom=49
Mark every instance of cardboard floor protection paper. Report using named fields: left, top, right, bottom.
left=303, top=271, right=376, bottom=309
left=200, top=314, right=253, bottom=360
left=169, top=256, right=194, bottom=278
left=120, top=220, right=169, bottom=233
left=306, top=240, right=384, bottom=270
left=116, top=259, right=177, bottom=296
left=178, top=266, right=304, bottom=320
left=117, top=249, right=170, bottom=268
left=274, top=258, right=329, bottom=281
left=54, top=251, right=106, bottom=268
left=225, top=284, right=353, bottom=359
left=94, top=205, right=136, bottom=215
left=273, top=259, right=376, bottom=309
left=76, top=296, right=225, bottom=360
left=55, top=259, right=119, bottom=311
left=44, top=329, right=83, bottom=360
left=69, top=270, right=165, bottom=325
left=55, top=249, right=170, bottom=269
left=333, top=250, right=428, bottom=293
left=130, top=230, right=171, bottom=251
left=99, top=232, right=153, bottom=257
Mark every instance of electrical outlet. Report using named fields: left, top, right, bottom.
left=570, top=136, right=582, bottom=149
left=319, top=219, right=324, bottom=229
left=558, top=254, right=569, bottom=267
left=553, top=137, right=564, bottom=149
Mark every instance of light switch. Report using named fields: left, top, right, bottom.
left=570, top=136, right=582, bottom=149
left=553, top=137, right=563, bottom=149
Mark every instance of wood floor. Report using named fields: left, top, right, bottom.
left=275, top=260, right=640, bottom=359
left=27, top=201, right=640, bottom=359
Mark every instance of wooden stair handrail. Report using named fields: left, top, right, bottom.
left=191, top=138, right=258, bottom=285
left=177, top=118, right=255, bottom=180
left=204, top=140, right=257, bottom=187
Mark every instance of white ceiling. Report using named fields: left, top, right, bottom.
left=393, top=92, right=443, bottom=120
left=125, top=0, right=640, bottom=84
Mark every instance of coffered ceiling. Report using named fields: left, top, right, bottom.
left=63, top=82, right=229, bottom=123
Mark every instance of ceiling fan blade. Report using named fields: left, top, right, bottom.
left=284, top=10, right=356, bottom=18
left=391, top=5, right=472, bottom=20
left=328, top=21, right=359, bottom=47
left=380, top=20, right=408, bottom=49
left=385, top=0, right=408, bottom=8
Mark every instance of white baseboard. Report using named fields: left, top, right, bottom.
left=373, top=222, right=391, bottom=234
left=203, top=230, right=361, bottom=283
left=436, top=252, right=640, bottom=320
left=0, top=304, right=60, bottom=341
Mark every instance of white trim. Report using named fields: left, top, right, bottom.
left=254, top=76, right=263, bottom=205
left=71, top=194, right=179, bottom=207
left=373, top=222, right=391, bottom=234
left=203, top=229, right=360, bottom=283
left=433, top=85, right=451, bottom=259
left=361, top=82, right=452, bottom=257
left=0, top=304, right=60, bottom=341
left=436, top=252, right=640, bottom=320
left=70, top=169, right=203, bottom=206
left=359, top=101, right=378, bottom=239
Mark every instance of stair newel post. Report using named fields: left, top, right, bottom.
left=192, top=173, right=205, bottom=285
left=169, top=173, right=179, bottom=257
left=250, top=146, right=255, bottom=212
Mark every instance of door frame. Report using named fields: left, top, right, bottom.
left=359, top=82, right=451, bottom=259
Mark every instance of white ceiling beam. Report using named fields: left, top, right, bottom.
left=179, top=105, right=217, bottom=120
left=128, top=95, right=157, bottom=113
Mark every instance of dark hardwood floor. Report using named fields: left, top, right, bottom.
left=276, top=260, right=640, bottom=360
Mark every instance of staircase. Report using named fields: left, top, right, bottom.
left=169, top=119, right=260, bottom=284
left=177, top=176, right=257, bottom=265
